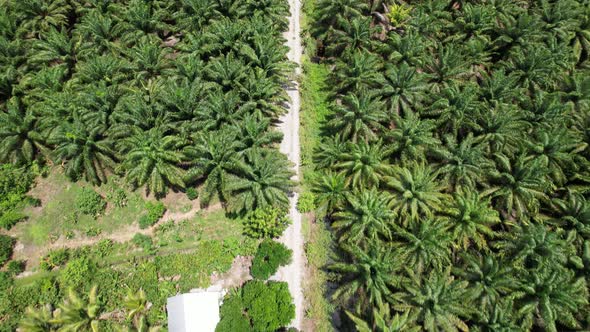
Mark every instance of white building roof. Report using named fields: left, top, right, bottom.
left=167, top=287, right=224, bottom=332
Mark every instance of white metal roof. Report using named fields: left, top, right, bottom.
left=167, top=289, right=224, bottom=332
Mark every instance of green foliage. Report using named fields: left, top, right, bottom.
left=40, top=248, right=69, bottom=271
left=186, top=187, right=199, bottom=200
left=138, top=201, right=166, bottom=229
left=0, top=235, right=14, bottom=266
left=251, top=240, right=292, bottom=280
left=243, top=207, right=291, bottom=239
left=107, top=188, right=128, bottom=208
left=132, top=233, right=154, bottom=253
left=6, top=260, right=25, bottom=276
left=59, top=257, right=97, bottom=289
left=296, top=192, right=316, bottom=213
left=0, top=165, right=35, bottom=229
left=216, top=280, right=295, bottom=332
left=75, top=188, right=106, bottom=217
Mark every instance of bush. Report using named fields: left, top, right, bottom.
left=243, top=207, right=291, bottom=239
left=216, top=280, right=294, bottom=332
left=59, top=256, right=96, bottom=289
left=296, top=192, right=316, bottom=213
left=6, top=260, right=25, bottom=276
left=0, top=210, right=27, bottom=230
left=107, top=188, right=127, bottom=208
left=0, top=166, right=36, bottom=229
left=251, top=240, right=292, bottom=280
left=186, top=187, right=199, bottom=200
left=139, top=201, right=166, bottom=229
left=0, top=271, right=13, bottom=292
left=75, top=188, right=106, bottom=217
left=40, top=248, right=69, bottom=270
left=132, top=233, right=154, bottom=253
left=96, top=239, right=114, bottom=257
left=0, top=235, right=15, bottom=266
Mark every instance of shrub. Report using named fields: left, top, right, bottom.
left=132, top=233, right=154, bottom=253
left=96, top=239, right=114, bottom=257
left=0, top=271, right=13, bottom=291
left=216, top=280, right=294, bottom=332
left=0, top=210, right=27, bottom=230
left=186, top=187, right=199, bottom=200
left=243, top=207, right=291, bottom=239
left=6, top=260, right=25, bottom=276
left=59, top=256, right=96, bottom=289
left=0, top=235, right=15, bottom=266
left=40, top=248, right=69, bottom=270
left=0, top=166, right=36, bottom=229
left=251, top=240, right=292, bottom=280
left=296, top=192, right=315, bottom=213
left=107, top=188, right=127, bottom=208
left=139, top=201, right=166, bottom=229
left=75, top=188, right=106, bottom=217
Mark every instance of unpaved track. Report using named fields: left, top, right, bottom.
left=272, top=0, right=304, bottom=329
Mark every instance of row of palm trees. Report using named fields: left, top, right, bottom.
left=0, top=0, right=295, bottom=213
left=309, top=0, right=590, bottom=331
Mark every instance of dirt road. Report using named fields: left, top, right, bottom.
left=272, top=0, right=305, bottom=329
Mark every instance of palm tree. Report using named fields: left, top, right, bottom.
left=0, top=99, right=46, bottom=164
left=19, top=305, right=56, bottom=332
left=393, top=219, right=453, bottom=275
left=443, top=189, right=499, bottom=250
left=425, top=82, right=481, bottom=136
left=184, top=129, right=244, bottom=205
left=75, top=10, right=124, bottom=56
left=378, top=62, right=428, bottom=115
left=483, top=153, right=552, bottom=219
left=205, top=54, right=248, bottom=93
left=549, top=192, right=590, bottom=241
left=118, top=127, right=186, bottom=196
left=232, top=113, right=283, bottom=155
left=334, top=50, right=384, bottom=94
left=239, top=33, right=292, bottom=80
left=474, top=102, right=531, bottom=156
left=327, top=92, right=387, bottom=143
left=50, top=115, right=116, bottom=185
left=193, top=89, right=248, bottom=131
left=495, top=223, right=574, bottom=270
left=126, top=40, right=172, bottom=83
left=334, top=140, right=391, bottom=190
left=423, top=43, right=472, bottom=87
left=385, top=109, right=441, bottom=163
left=472, top=299, right=520, bottom=332
left=14, top=0, right=71, bottom=37
left=525, top=126, right=584, bottom=186
left=222, top=150, right=294, bottom=214
left=174, top=0, right=220, bottom=31
left=453, top=253, right=516, bottom=311
left=437, top=134, right=492, bottom=190
left=238, top=69, right=288, bottom=119
left=393, top=270, right=475, bottom=332
left=516, top=267, right=588, bottom=332
left=347, top=303, right=420, bottom=332
left=329, top=243, right=402, bottom=309
left=333, top=189, right=394, bottom=245
left=312, top=171, right=349, bottom=216
left=326, top=17, right=379, bottom=57
left=385, top=162, right=448, bottom=225
left=314, top=0, right=369, bottom=39
left=52, top=286, right=102, bottom=332
left=29, top=28, right=82, bottom=75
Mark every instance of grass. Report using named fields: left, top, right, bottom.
left=15, top=171, right=147, bottom=245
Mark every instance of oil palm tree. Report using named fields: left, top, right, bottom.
left=222, top=150, right=294, bottom=214
left=329, top=243, right=401, bottom=309
left=52, top=286, right=102, bottom=332
left=549, top=192, right=590, bottom=241
left=327, top=92, right=387, bottom=143
left=385, top=162, right=448, bottom=225
left=516, top=267, right=588, bottom=332
left=385, top=109, right=441, bottom=163
left=347, top=304, right=420, bottom=332
left=378, top=62, right=428, bottom=115
left=232, top=113, right=283, bottom=155
left=393, top=219, right=453, bottom=275
left=326, top=17, right=380, bottom=57
left=312, top=171, right=349, bottom=216
left=334, top=50, right=384, bottom=94
left=332, top=189, right=394, bottom=245
left=453, top=253, right=516, bottom=311
left=184, top=129, right=245, bottom=205
left=334, top=140, right=391, bottom=190
left=14, top=0, right=71, bottom=38
left=19, top=305, right=56, bottom=332
left=483, top=153, right=552, bottom=219
left=118, top=127, right=186, bottom=196
left=0, top=99, right=46, bottom=164
left=437, top=134, right=492, bottom=190
left=393, top=270, right=475, bottom=332
left=443, top=189, right=499, bottom=250
left=50, top=115, right=116, bottom=185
